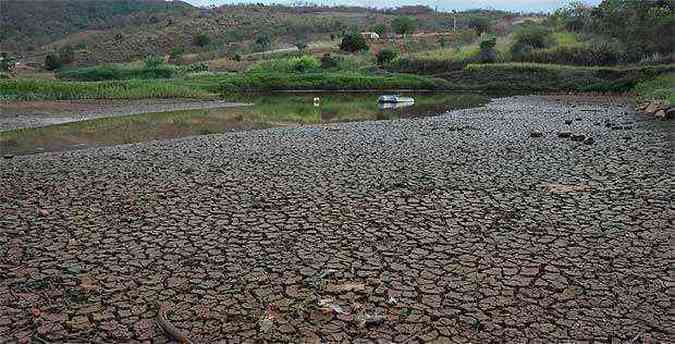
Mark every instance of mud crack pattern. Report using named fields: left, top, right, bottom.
left=0, top=96, right=673, bottom=343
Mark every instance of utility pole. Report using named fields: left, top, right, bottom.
left=452, top=10, right=457, bottom=32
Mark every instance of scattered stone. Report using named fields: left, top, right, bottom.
left=530, top=132, right=544, bottom=138
left=665, top=107, right=675, bottom=120
left=558, top=132, right=572, bottom=138
left=583, top=137, right=595, bottom=145
left=571, top=134, right=585, bottom=142
left=644, top=102, right=659, bottom=114
left=564, top=120, right=573, bottom=125
left=655, top=110, right=666, bottom=119
left=3, top=155, right=13, bottom=159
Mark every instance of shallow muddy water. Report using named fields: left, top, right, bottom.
left=0, top=92, right=488, bottom=156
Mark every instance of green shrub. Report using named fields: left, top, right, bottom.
left=392, top=16, right=417, bottom=36
left=45, top=54, right=63, bottom=71
left=511, top=24, right=554, bottom=59
left=193, top=33, right=211, bottom=47
left=376, top=48, right=399, bottom=65
left=320, top=54, right=340, bottom=69
left=144, top=55, right=164, bottom=69
left=0, top=53, right=15, bottom=73
left=340, top=33, right=369, bottom=53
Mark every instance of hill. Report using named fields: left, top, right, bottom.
left=1, top=2, right=515, bottom=67
left=0, top=0, right=194, bottom=52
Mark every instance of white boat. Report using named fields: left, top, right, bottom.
left=378, top=95, right=415, bottom=104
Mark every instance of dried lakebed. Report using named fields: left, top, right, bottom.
left=0, top=96, right=672, bottom=343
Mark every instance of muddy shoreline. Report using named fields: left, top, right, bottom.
left=0, top=99, right=252, bottom=131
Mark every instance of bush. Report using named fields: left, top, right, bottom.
left=478, top=36, right=497, bottom=63
left=169, top=47, right=184, bottom=60
left=45, top=54, right=63, bottom=71
left=392, top=16, right=417, bottom=36
left=517, top=43, right=626, bottom=66
left=144, top=55, right=165, bottom=69
left=193, top=33, right=211, bottom=47
left=320, top=54, right=340, bottom=69
left=247, top=56, right=321, bottom=74
left=511, top=24, right=554, bottom=59
left=57, top=64, right=177, bottom=81
left=0, top=53, right=15, bottom=73
left=340, top=33, right=369, bottom=53
left=376, top=48, right=399, bottom=65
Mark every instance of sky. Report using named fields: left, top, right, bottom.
left=182, top=0, right=601, bottom=13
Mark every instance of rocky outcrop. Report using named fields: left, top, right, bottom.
left=637, top=101, right=673, bottom=120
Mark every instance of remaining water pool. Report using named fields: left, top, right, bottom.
left=0, top=92, right=488, bottom=156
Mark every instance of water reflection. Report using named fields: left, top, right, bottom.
left=1, top=92, right=489, bottom=155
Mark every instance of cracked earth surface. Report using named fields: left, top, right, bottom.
left=0, top=96, right=673, bottom=343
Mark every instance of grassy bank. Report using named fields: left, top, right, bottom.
left=634, top=74, right=674, bottom=106
left=0, top=79, right=214, bottom=100
left=218, top=72, right=451, bottom=92
left=442, top=63, right=675, bottom=93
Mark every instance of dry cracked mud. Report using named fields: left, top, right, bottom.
left=0, top=96, right=672, bottom=343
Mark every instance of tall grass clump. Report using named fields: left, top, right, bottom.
left=0, top=79, right=213, bottom=100
left=247, top=56, right=321, bottom=74
left=634, top=73, right=675, bottom=106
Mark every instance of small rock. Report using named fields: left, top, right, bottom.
left=530, top=132, right=544, bottom=138
left=664, top=107, right=674, bottom=120
left=644, top=102, right=659, bottom=114
left=3, top=155, right=13, bottom=159
left=564, top=120, right=573, bottom=125
left=37, top=209, right=50, bottom=217
left=655, top=110, right=666, bottom=119
left=575, top=118, right=582, bottom=121
left=558, top=132, right=572, bottom=138
left=571, top=134, right=585, bottom=142
left=583, top=137, right=595, bottom=145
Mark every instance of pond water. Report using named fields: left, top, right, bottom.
left=0, top=92, right=488, bottom=156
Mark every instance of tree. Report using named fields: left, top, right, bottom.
left=193, top=33, right=210, bottom=47
left=339, top=33, right=369, bottom=53
left=371, top=23, right=387, bottom=37
left=467, top=17, right=492, bottom=35
left=255, top=33, right=272, bottom=52
left=392, top=16, right=416, bottom=36
left=376, top=48, right=399, bottom=65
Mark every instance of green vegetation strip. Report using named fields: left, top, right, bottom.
left=0, top=79, right=214, bottom=100
left=219, top=72, right=451, bottom=92
left=445, top=63, right=675, bottom=93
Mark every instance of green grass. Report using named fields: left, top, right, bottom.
left=634, top=73, right=675, bottom=106
left=57, top=64, right=178, bottom=81
left=553, top=31, right=582, bottom=47
left=0, top=79, right=214, bottom=100
left=218, top=72, right=451, bottom=92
